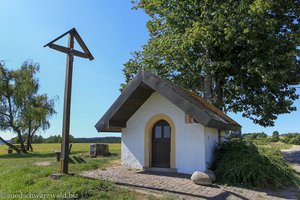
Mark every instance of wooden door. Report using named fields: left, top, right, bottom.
left=152, top=120, right=171, bottom=168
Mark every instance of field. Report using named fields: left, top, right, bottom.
left=265, top=143, right=293, bottom=150
left=0, top=143, right=158, bottom=200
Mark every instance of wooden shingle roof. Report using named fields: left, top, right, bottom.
left=95, top=70, right=241, bottom=132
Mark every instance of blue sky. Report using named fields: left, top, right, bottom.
left=0, top=0, right=299, bottom=140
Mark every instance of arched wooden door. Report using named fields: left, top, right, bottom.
left=151, top=120, right=171, bottom=168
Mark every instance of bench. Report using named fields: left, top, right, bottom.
left=8, top=145, right=22, bottom=154
left=54, top=144, right=73, bottom=162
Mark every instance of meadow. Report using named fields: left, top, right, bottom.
left=0, top=143, right=158, bottom=200
left=0, top=142, right=296, bottom=199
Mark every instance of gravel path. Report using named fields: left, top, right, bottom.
left=282, top=145, right=300, bottom=173
left=80, top=166, right=299, bottom=200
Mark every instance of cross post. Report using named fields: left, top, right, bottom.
left=44, top=28, right=94, bottom=174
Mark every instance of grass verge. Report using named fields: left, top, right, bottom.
left=0, top=143, right=158, bottom=200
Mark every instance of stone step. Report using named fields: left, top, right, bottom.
left=143, top=167, right=177, bottom=173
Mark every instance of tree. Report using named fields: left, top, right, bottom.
left=32, top=135, right=44, bottom=143
left=272, top=130, right=280, bottom=142
left=0, top=61, right=56, bottom=153
left=243, top=132, right=268, bottom=140
left=44, top=135, right=62, bottom=143
left=22, top=94, right=56, bottom=151
left=123, top=0, right=300, bottom=127
left=280, top=133, right=300, bottom=144
left=43, top=134, right=75, bottom=143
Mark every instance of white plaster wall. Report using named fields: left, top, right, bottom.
left=121, top=92, right=207, bottom=174
left=176, top=121, right=206, bottom=174
left=204, top=127, right=219, bottom=168
left=121, top=127, right=144, bottom=169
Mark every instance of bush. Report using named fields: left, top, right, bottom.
left=280, top=133, right=300, bottom=145
left=272, top=131, right=280, bottom=142
left=212, top=139, right=299, bottom=188
left=242, top=132, right=267, bottom=140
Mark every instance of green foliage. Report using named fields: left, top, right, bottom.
left=11, top=134, right=46, bottom=144
left=44, top=135, right=62, bottom=143
left=280, top=133, right=300, bottom=144
left=11, top=135, right=121, bottom=144
left=42, top=134, right=75, bottom=143
left=272, top=131, right=280, bottom=142
left=212, top=139, right=299, bottom=188
left=10, top=136, right=19, bottom=144
left=123, top=0, right=300, bottom=127
left=75, top=136, right=121, bottom=143
left=0, top=61, right=56, bottom=152
left=242, top=132, right=273, bottom=145
left=32, top=135, right=44, bottom=143
left=242, top=132, right=268, bottom=140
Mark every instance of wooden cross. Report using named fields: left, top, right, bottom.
left=44, top=28, right=94, bottom=174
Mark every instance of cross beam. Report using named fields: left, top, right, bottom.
left=44, top=28, right=94, bottom=174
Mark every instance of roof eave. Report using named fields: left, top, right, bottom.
left=95, top=70, right=242, bottom=133
left=142, top=72, right=211, bottom=126
left=207, top=119, right=242, bottom=131
left=95, top=71, right=144, bottom=132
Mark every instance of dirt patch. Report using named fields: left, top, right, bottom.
left=282, top=145, right=300, bottom=173
left=109, top=159, right=121, bottom=166
left=34, top=161, right=52, bottom=166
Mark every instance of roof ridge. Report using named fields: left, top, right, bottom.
left=182, top=89, right=240, bottom=127
left=143, top=70, right=240, bottom=127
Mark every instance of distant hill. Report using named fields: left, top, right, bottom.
left=75, top=136, right=121, bottom=143
left=10, top=135, right=121, bottom=144
left=0, top=140, right=10, bottom=145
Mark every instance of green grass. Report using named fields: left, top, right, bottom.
left=256, top=142, right=293, bottom=151
left=268, top=143, right=293, bottom=150
left=0, top=143, right=158, bottom=200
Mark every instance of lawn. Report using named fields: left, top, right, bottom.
left=255, top=142, right=294, bottom=150
left=0, top=143, right=158, bottom=200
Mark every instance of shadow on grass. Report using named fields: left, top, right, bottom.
left=0, top=151, right=119, bottom=160
left=0, top=150, right=86, bottom=159
left=70, top=155, right=86, bottom=164
left=89, top=153, right=118, bottom=158
left=102, top=153, right=118, bottom=157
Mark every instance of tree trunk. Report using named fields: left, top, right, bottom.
left=17, top=132, right=27, bottom=153
left=26, top=121, right=31, bottom=151
left=0, top=136, right=21, bottom=153
left=29, top=143, right=33, bottom=151
left=26, top=134, right=33, bottom=152
left=203, top=67, right=212, bottom=102
left=203, top=49, right=213, bottom=102
left=214, top=77, right=224, bottom=110
left=26, top=135, right=30, bottom=151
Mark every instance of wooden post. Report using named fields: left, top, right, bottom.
left=44, top=28, right=94, bottom=175
left=60, top=33, right=74, bottom=174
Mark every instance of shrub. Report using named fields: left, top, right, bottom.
left=242, top=132, right=267, bottom=140
left=280, top=133, right=300, bottom=145
left=212, top=139, right=299, bottom=188
left=272, top=131, right=280, bottom=142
